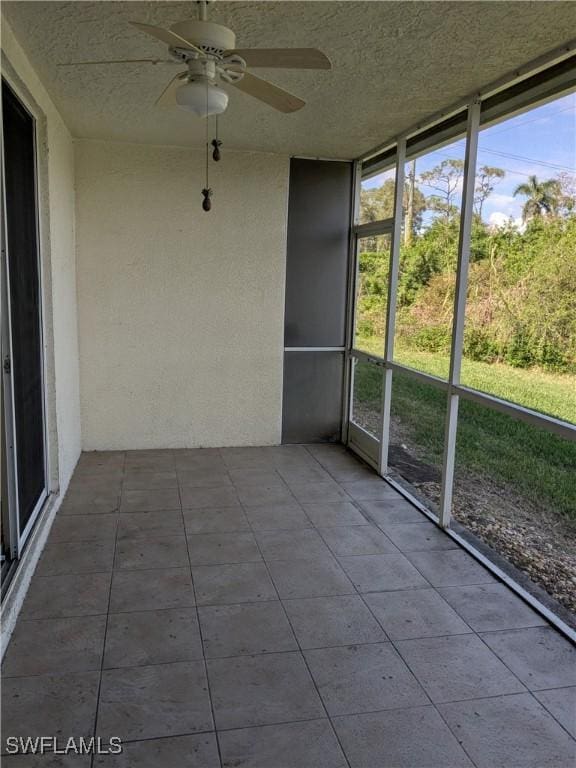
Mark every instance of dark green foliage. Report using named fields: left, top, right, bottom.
left=358, top=172, right=576, bottom=372
left=514, top=174, right=563, bottom=220
left=462, top=328, right=499, bottom=363
left=361, top=177, right=426, bottom=229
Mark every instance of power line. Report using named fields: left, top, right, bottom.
left=484, top=104, right=575, bottom=137
left=426, top=149, right=575, bottom=181
left=477, top=147, right=575, bottom=173
left=428, top=151, right=547, bottom=181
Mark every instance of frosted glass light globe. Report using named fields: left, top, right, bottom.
left=176, top=81, right=229, bottom=117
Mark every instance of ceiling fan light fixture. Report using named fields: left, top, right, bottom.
left=175, top=80, right=229, bottom=117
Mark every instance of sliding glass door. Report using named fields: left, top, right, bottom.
left=2, top=79, right=48, bottom=557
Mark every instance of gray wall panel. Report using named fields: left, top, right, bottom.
left=282, top=352, right=344, bottom=444
left=284, top=159, right=353, bottom=348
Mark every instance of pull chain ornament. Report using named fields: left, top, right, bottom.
left=211, top=138, right=222, bottom=161
left=201, top=187, right=212, bottom=211
left=212, top=114, right=222, bottom=161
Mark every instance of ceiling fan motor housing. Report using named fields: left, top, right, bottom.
left=170, top=20, right=236, bottom=57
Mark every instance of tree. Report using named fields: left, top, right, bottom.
left=404, top=160, right=417, bottom=246
left=419, top=159, right=464, bottom=220
left=360, top=177, right=425, bottom=250
left=513, top=175, right=561, bottom=221
left=474, top=165, right=505, bottom=219
left=555, top=172, right=576, bottom=217
left=360, top=180, right=396, bottom=223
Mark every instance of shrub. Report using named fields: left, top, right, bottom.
left=411, top=325, right=452, bottom=354
left=389, top=215, right=576, bottom=373
left=463, top=328, right=499, bottom=363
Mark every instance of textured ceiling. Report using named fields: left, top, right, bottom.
left=2, top=1, right=575, bottom=157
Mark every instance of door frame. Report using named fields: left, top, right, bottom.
left=1, top=157, right=19, bottom=565
left=1, top=77, right=49, bottom=556
left=345, top=216, right=395, bottom=468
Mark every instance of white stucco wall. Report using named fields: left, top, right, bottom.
left=75, top=140, right=289, bottom=449
left=1, top=19, right=81, bottom=490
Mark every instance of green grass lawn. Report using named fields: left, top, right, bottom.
left=356, top=337, right=576, bottom=424
left=354, top=345, right=576, bottom=520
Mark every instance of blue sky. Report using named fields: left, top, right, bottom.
left=364, top=91, right=576, bottom=227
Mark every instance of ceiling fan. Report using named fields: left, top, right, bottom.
left=62, top=0, right=331, bottom=117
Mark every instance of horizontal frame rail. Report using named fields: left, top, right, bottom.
left=284, top=347, right=346, bottom=353
left=349, top=348, right=385, bottom=366
left=388, top=361, right=449, bottom=392
left=456, top=385, right=576, bottom=442
left=354, top=218, right=394, bottom=237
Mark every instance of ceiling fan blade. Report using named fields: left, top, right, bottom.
left=58, top=58, right=175, bottom=66
left=155, top=72, right=188, bottom=107
left=226, top=48, right=331, bottom=70
left=230, top=72, right=305, bottom=113
left=130, top=22, right=205, bottom=57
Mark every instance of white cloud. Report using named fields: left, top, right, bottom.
left=488, top=211, right=525, bottom=232
left=488, top=211, right=510, bottom=227
left=488, top=193, right=517, bottom=212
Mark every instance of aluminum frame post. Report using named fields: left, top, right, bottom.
left=378, top=138, right=406, bottom=476
left=439, top=98, right=481, bottom=528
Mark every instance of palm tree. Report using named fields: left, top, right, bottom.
left=513, top=175, right=561, bottom=221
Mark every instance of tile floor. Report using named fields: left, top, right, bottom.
left=2, top=444, right=575, bottom=768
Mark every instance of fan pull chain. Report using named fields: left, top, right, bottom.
left=211, top=115, right=222, bottom=161
left=201, top=75, right=212, bottom=212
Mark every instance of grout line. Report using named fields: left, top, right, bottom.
left=475, top=625, right=559, bottom=637
left=6, top=635, right=533, bottom=683
left=530, top=689, right=576, bottom=743
left=92, top=717, right=332, bottom=745
left=89, top=451, right=126, bottom=768
left=2, top=654, right=200, bottom=680
left=467, top=625, right=576, bottom=739
left=176, top=474, right=224, bottom=768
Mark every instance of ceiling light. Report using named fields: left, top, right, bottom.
left=176, top=80, right=229, bottom=118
